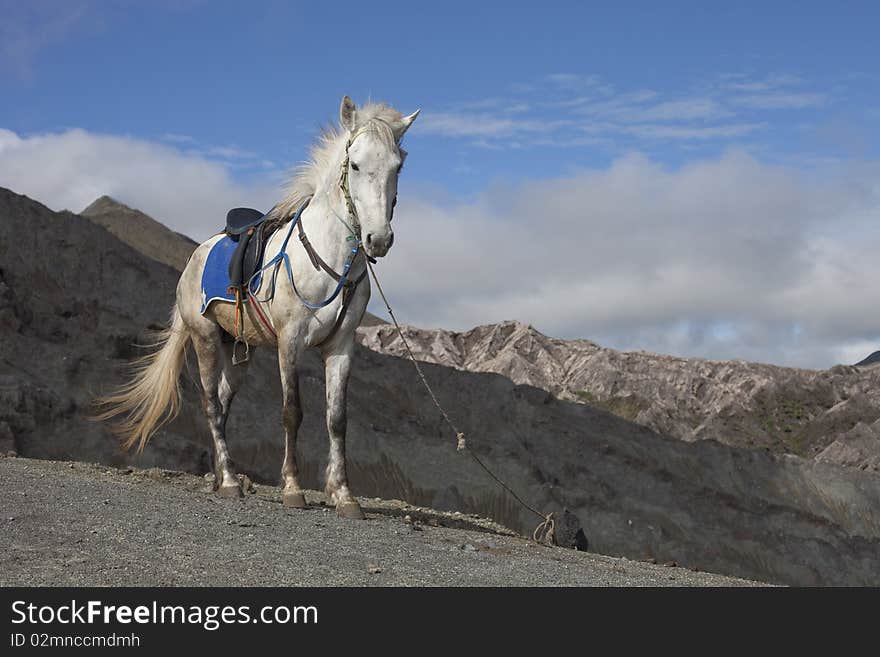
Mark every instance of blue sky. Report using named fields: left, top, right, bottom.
left=3, top=1, right=878, bottom=192
left=1, top=1, right=878, bottom=367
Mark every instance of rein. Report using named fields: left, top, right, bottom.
left=366, top=260, right=559, bottom=546
left=248, top=198, right=360, bottom=309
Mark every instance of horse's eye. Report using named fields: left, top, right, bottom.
left=351, top=162, right=360, bottom=172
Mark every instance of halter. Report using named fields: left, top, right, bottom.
left=337, top=127, right=366, bottom=238
left=336, top=121, right=400, bottom=237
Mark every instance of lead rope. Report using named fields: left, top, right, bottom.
left=365, top=260, right=556, bottom=545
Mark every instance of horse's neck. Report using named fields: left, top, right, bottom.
left=297, top=186, right=357, bottom=267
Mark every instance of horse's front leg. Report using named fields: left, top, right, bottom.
left=323, top=338, right=364, bottom=519
left=278, top=333, right=307, bottom=509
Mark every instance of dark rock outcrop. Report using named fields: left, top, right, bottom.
left=855, top=350, right=880, bottom=367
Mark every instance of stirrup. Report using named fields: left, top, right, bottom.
left=232, top=337, right=250, bottom=365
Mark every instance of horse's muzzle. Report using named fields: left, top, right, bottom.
left=365, top=230, right=394, bottom=258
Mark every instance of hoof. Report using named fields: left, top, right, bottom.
left=336, top=500, right=365, bottom=520
left=217, top=484, right=243, bottom=499
left=282, top=491, right=307, bottom=509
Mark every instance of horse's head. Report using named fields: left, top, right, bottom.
left=339, top=96, right=419, bottom=259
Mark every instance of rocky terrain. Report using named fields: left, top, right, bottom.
left=80, top=195, right=199, bottom=272
left=0, top=456, right=760, bottom=586
left=2, top=186, right=880, bottom=585
left=358, top=323, right=880, bottom=468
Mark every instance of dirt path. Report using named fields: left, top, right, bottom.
left=0, top=456, right=761, bottom=586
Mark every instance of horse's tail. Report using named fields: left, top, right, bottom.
left=94, top=304, right=190, bottom=453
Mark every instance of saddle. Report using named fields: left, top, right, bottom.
left=226, top=207, right=264, bottom=235
left=225, top=208, right=270, bottom=292
left=222, top=207, right=279, bottom=365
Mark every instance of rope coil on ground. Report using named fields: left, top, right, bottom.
left=532, top=512, right=556, bottom=544
left=366, top=260, right=557, bottom=546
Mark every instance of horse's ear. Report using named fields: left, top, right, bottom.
left=397, top=109, right=420, bottom=138
left=340, top=96, right=357, bottom=131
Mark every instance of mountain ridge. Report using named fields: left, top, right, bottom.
left=81, top=195, right=197, bottom=272
left=357, top=321, right=880, bottom=468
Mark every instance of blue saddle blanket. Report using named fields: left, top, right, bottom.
left=200, top=236, right=267, bottom=314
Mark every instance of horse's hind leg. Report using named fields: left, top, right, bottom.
left=192, top=331, right=244, bottom=498
left=278, top=337, right=307, bottom=509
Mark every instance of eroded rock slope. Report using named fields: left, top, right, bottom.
left=358, top=322, right=880, bottom=469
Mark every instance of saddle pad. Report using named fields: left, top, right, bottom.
left=200, top=235, right=266, bottom=314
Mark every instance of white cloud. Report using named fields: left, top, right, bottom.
left=378, top=150, right=880, bottom=368
left=419, top=111, right=547, bottom=138
left=205, top=145, right=258, bottom=160
left=423, top=71, right=834, bottom=150
left=2, top=126, right=877, bottom=368
left=0, top=128, right=280, bottom=239
left=636, top=98, right=733, bottom=122
left=161, top=133, right=196, bottom=144
left=545, top=72, right=601, bottom=90
left=718, top=72, right=805, bottom=92
left=732, top=92, right=827, bottom=110
left=574, top=90, right=659, bottom=119
left=420, top=94, right=747, bottom=145
left=0, top=0, right=91, bottom=78
left=0, top=1, right=203, bottom=79
left=716, top=73, right=827, bottom=110
left=576, top=93, right=733, bottom=123
left=623, top=122, right=765, bottom=140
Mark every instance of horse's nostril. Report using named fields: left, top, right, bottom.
left=388, top=233, right=394, bottom=248
left=366, top=233, right=373, bottom=245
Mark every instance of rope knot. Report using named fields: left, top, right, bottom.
left=456, top=432, right=467, bottom=451
left=532, top=512, right=557, bottom=546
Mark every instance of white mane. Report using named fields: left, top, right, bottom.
left=271, top=102, right=407, bottom=220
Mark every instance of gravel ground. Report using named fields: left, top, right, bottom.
left=0, top=456, right=762, bottom=586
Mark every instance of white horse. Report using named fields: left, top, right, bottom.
left=97, top=96, right=419, bottom=519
